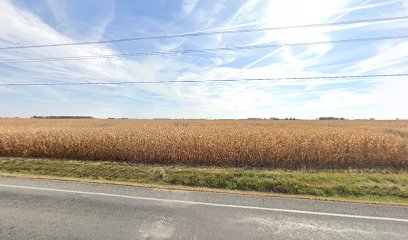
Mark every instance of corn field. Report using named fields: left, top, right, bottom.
left=0, top=119, right=407, bottom=169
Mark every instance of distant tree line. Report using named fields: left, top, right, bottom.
left=28, top=116, right=382, bottom=120
left=318, top=117, right=346, bottom=120
left=269, top=117, right=298, bottom=120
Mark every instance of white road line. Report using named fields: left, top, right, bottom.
left=1, top=183, right=407, bottom=223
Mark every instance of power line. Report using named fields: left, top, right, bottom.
left=1, top=35, right=407, bottom=64
left=0, top=16, right=407, bottom=50
left=1, top=73, right=406, bottom=86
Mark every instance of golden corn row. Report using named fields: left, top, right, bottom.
left=0, top=119, right=407, bottom=169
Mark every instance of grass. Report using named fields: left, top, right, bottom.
left=1, top=157, right=408, bottom=205
left=1, top=119, right=407, bottom=169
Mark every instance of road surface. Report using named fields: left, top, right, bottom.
left=1, top=176, right=407, bottom=240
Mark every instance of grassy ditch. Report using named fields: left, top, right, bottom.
left=1, top=157, right=407, bottom=205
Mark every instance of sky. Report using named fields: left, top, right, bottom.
left=0, top=0, right=407, bottom=119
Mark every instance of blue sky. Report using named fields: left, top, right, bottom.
left=0, top=0, right=407, bottom=119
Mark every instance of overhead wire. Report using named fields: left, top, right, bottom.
left=1, top=35, right=407, bottom=64
left=0, top=16, right=407, bottom=50
left=1, top=73, right=406, bottom=86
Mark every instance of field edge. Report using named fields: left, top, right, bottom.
left=2, top=171, right=408, bottom=207
left=1, top=157, right=407, bottom=206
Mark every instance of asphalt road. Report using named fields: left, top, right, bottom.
left=1, top=176, right=407, bottom=240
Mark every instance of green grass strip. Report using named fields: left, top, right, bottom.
left=1, top=157, right=408, bottom=204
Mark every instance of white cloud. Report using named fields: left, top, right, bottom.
left=0, top=1, right=169, bottom=83
left=400, top=0, right=408, bottom=13
left=1, top=0, right=407, bottom=119
left=47, top=0, right=68, bottom=26
left=376, top=78, right=408, bottom=119
left=47, top=0, right=115, bottom=40
left=182, top=0, right=199, bottom=16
